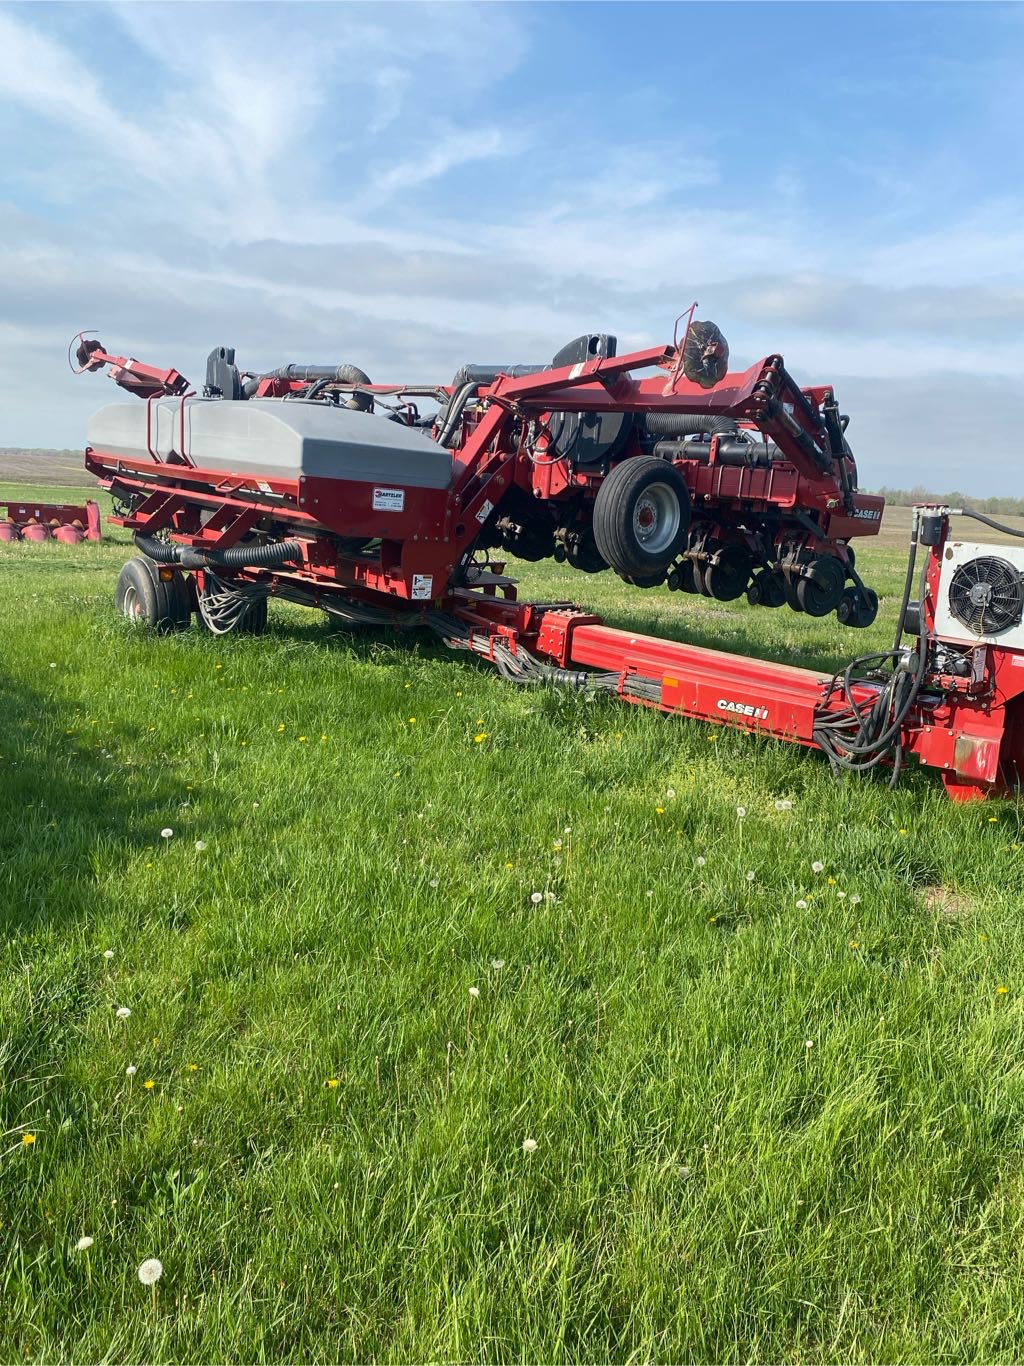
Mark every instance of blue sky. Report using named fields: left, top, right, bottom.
left=1, top=1, right=1022, bottom=492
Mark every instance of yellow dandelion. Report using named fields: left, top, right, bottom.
left=277, top=724, right=286, bottom=733
left=143, top=1079, right=156, bottom=1090
left=849, top=940, right=860, bottom=950
left=320, top=734, right=328, bottom=741
left=898, top=828, right=908, bottom=836
left=988, top=816, right=998, bottom=823
left=655, top=807, right=665, bottom=815
left=827, top=876, right=837, bottom=885
left=505, top=861, right=514, bottom=869
left=474, top=732, right=488, bottom=743
left=188, top=1064, right=199, bottom=1072
left=22, top=1134, right=35, bottom=1146
left=997, top=985, right=1009, bottom=995
left=979, top=933, right=990, bottom=942
left=409, top=717, right=417, bottom=724
left=326, top=1078, right=340, bottom=1089
left=298, top=736, right=307, bottom=743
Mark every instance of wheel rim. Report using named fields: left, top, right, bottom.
left=122, top=584, right=142, bottom=619
left=632, top=482, right=681, bottom=556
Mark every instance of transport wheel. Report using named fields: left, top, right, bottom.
left=593, top=457, right=691, bottom=578
left=116, top=557, right=191, bottom=632
left=617, top=570, right=666, bottom=588
left=796, top=555, right=846, bottom=617
left=747, top=568, right=787, bottom=608
left=703, top=545, right=753, bottom=601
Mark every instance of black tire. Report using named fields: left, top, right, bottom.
left=116, top=557, right=191, bottom=632
left=796, top=555, right=846, bottom=617
left=747, top=568, right=787, bottom=608
left=564, top=528, right=608, bottom=574
left=592, top=457, right=691, bottom=578
left=837, top=586, right=878, bottom=629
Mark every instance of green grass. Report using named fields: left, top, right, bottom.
left=3, top=483, right=1024, bottom=1363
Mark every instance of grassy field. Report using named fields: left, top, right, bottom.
left=3, top=481, right=1024, bottom=1363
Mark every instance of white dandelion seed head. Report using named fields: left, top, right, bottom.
left=850, top=894, right=861, bottom=905
left=746, top=870, right=756, bottom=882
left=666, top=788, right=676, bottom=799
left=490, top=959, right=505, bottom=970
left=160, top=828, right=173, bottom=840
left=126, top=1064, right=137, bottom=1076
left=429, top=878, right=439, bottom=888
left=75, top=1236, right=94, bottom=1252
left=137, top=1258, right=163, bottom=1285
left=736, top=806, right=746, bottom=819
left=544, top=891, right=557, bottom=903
left=194, top=840, right=207, bottom=852
left=696, top=856, right=706, bottom=867
left=774, top=799, right=793, bottom=811
left=837, top=890, right=847, bottom=899
left=115, top=1006, right=131, bottom=1019
left=530, top=892, right=543, bottom=905
left=103, top=949, right=115, bottom=961
left=468, top=986, right=480, bottom=999
left=805, top=1039, right=815, bottom=1049
left=812, top=861, right=825, bottom=874
left=796, top=899, right=808, bottom=909
left=521, top=1137, right=538, bottom=1154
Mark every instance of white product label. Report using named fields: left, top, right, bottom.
left=411, top=575, right=433, bottom=600
left=373, top=487, right=405, bottom=512
left=256, top=480, right=272, bottom=493
left=475, top=499, right=494, bottom=524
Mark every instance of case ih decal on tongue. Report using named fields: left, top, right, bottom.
left=717, top=697, right=770, bottom=721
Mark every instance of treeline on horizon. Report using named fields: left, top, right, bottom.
left=874, top=486, right=1024, bottom=516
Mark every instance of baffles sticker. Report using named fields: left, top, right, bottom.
left=411, top=575, right=433, bottom=599
left=372, top=487, right=405, bottom=512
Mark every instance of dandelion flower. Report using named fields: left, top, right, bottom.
left=160, top=828, right=173, bottom=840
left=126, top=1065, right=137, bottom=1077
left=796, top=899, right=808, bottom=909
left=898, top=827, right=908, bottom=836
left=143, top=1079, right=155, bottom=1090
left=137, top=1258, right=163, bottom=1286
left=22, top=1133, right=36, bottom=1146
left=552, top=839, right=563, bottom=851
left=103, top=949, right=115, bottom=961
left=736, top=805, right=746, bottom=818
left=75, top=1236, right=94, bottom=1252
left=522, top=1137, right=538, bottom=1154
left=530, top=892, right=543, bottom=905
left=655, top=806, right=665, bottom=815
left=850, top=894, right=861, bottom=905
left=326, top=1078, right=340, bottom=1089
left=563, top=827, right=572, bottom=835
left=490, top=959, right=506, bottom=970
left=837, top=890, right=847, bottom=900
left=997, top=985, right=1009, bottom=995
left=469, top=986, right=480, bottom=999
left=429, top=878, right=439, bottom=889
left=544, top=891, right=557, bottom=902
left=115, top=1006, right=131, bottom=1019
left=194, top=840, right=207, bottom=852
left=474, top=732, right=488, bottom=743
left=666, top=788, right=676, bottom=800
left=696, top=856, right=706, bottom=867
left=811, top=861, right=824, bottom=874
left=805, top=1039, right=815, bottom=1050
left=774, top=799, right=793, bottom=811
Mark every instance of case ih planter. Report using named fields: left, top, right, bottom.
left=77, top=329, right=1024, bottom=799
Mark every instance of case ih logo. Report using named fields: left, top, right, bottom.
left=852, top=507, right=882, bottom=520
left=717, top=698, right=769, bottom=721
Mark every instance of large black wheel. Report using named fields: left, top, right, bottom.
left=592, top=458, right=691, bottom=578
left=115, top=557, right=191, bottom=632
left=796, top=555, right=846, bottom=617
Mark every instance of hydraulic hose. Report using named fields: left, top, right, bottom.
left=135, top=533, right=302, bottom=569
left=644, top=413, right=737, bottom=437
left=257, top=363, right=373, bottom=410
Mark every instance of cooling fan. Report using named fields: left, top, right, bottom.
left=934, top=541, right=1024, bottom=646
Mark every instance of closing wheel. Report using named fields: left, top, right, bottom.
left=796, top=555, right=846, bottom=617
left=703, top=545, right=753, bottom=602
left=564, top=528, right=608, bottom=574
left=116, top=557, right=191, bottom=632
left=747, top=568, right=787, bottom=608
left=592, top=457, right=691, bottom=577
left=837, top=586, right=879, bottom=628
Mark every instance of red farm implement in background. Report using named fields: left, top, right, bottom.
left=0, top=498, right=101, bottom=544
left=76, top=326, right=1024, bottom=800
